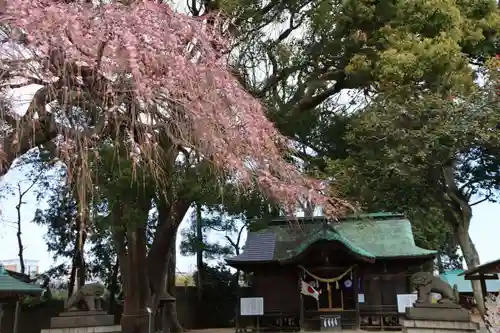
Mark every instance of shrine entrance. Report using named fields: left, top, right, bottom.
left=295, top=239, right=370, bottom=329
left=302, top=265, right=357, bottom=312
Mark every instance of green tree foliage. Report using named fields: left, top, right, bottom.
left=327, top=90, right=500, bottom=313
left=437, top=232, right=463, bottom=273
left=33, top=177, right=123, bottom=297
left=219, top=0, right=500, bottom=143
left=407, top=208, right=463, bottom=272
left=191, top=264, right=239, bottom=328
left=34, top=181, right=77, bottom=265
left=212, top=0, right=500, bottom=313
left=180, top=209, right=247, bottom=260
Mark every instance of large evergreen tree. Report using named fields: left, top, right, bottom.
left=327, top=91, right=500, bottom=314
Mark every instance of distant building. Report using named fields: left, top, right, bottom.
left=0, top=259, right=39, bottom=277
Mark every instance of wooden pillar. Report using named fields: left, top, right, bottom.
left=327, top=283, right=332, bottom=309
left=480, top=274, right=488, bottom=299
left=354, top=268, right=360, bottom=329
left=0, top=302, right=4, bottom=330
left=298, top=270, right=305, bottom=332
left=13, top=297, right=21, bottom=333
left=235, top=296, right=240, bottom=333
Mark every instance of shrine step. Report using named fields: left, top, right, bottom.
left=51, top=313, right=115, bottom=328
left=41, top=325, right=121, bottom=333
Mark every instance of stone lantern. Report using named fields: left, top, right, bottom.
left=158, top=292, right=176, bottom=333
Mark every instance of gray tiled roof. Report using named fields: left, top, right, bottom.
left=226, top=232, right=276, bottom=262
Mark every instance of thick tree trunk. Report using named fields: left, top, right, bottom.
left=115, top=189, right=190, bottom=333
left=68, top=263, right=77, bottom=298
left=118, top=226, right=151, bottom=333
left=456, top=225, right=484, bottom=314
left=72, top=214, right=87, bottom=295
left=147, top=198, right=190, bottom=308
left=68, top=218, right=84, bottom=298
left=161, top=230, right=183, bottom=333
left=109, top=256, right=120, bottom=314
left=440, top=164, right=485, bottom=315
left=115, top=196, right=152, bottom=333
left=0, top=83, right=68, bottom=179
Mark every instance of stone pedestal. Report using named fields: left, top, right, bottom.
left=403, top=303, right=479, bottom=333
left=402, top=319, right=479, bottom=333
left=42, top=311, right=121, bottom=333
left=406, top=303, right=471, bottom=322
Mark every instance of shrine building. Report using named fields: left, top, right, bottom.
left=226, top=213, right=437, bottom=331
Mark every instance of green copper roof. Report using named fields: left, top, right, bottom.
left=226, top=213, right=437, bottom=265
left=279, top=228, right=376, bottom=260
left=0, top=265, right=42, bottom=294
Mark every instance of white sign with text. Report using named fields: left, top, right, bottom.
left=397, top=294, right=418, bottom=313
left=240, top=297, right=264, bottom=316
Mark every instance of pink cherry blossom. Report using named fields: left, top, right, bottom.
left=0, top=0, right=351, bottom=217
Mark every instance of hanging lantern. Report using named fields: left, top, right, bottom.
left=344, top=279, right=353, bottom=288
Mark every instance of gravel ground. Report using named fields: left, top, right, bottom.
left=186, top=317, right=490, bottom=333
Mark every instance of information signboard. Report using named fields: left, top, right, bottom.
left=240, top=297, right=264, bottom=316
left=396, top=294, right=418, bottom=313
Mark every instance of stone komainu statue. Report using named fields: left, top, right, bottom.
left=410, top=272, right=460, bottom=305
left=65, top=282, right=106, bottom=311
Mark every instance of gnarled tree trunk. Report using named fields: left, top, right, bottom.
left=113, top=194, right=152, bottom=333
left=167, top=230, right=183, bottom=332
left=441, top=164, right=485, bottom=315
left=113, top=191, right=190, bottom=333
left=162, top=229, right=184, bottom=333
left=149, top=197, right=190, bottom=333
left=69, top=215, right=86, bottom=298
left=456, top=225, right=484, bottom=314
left=0, top=85, right=63, bottom=177
left=108, top=256, right=120, bottom=314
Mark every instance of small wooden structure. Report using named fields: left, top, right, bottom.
left=459, top=258, right=500, bottom=305
left=0, top=264, right=42, bottom=333
left=440, top=269, right=500, bottom=309
left=226, top=213, right=437, bottom=331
